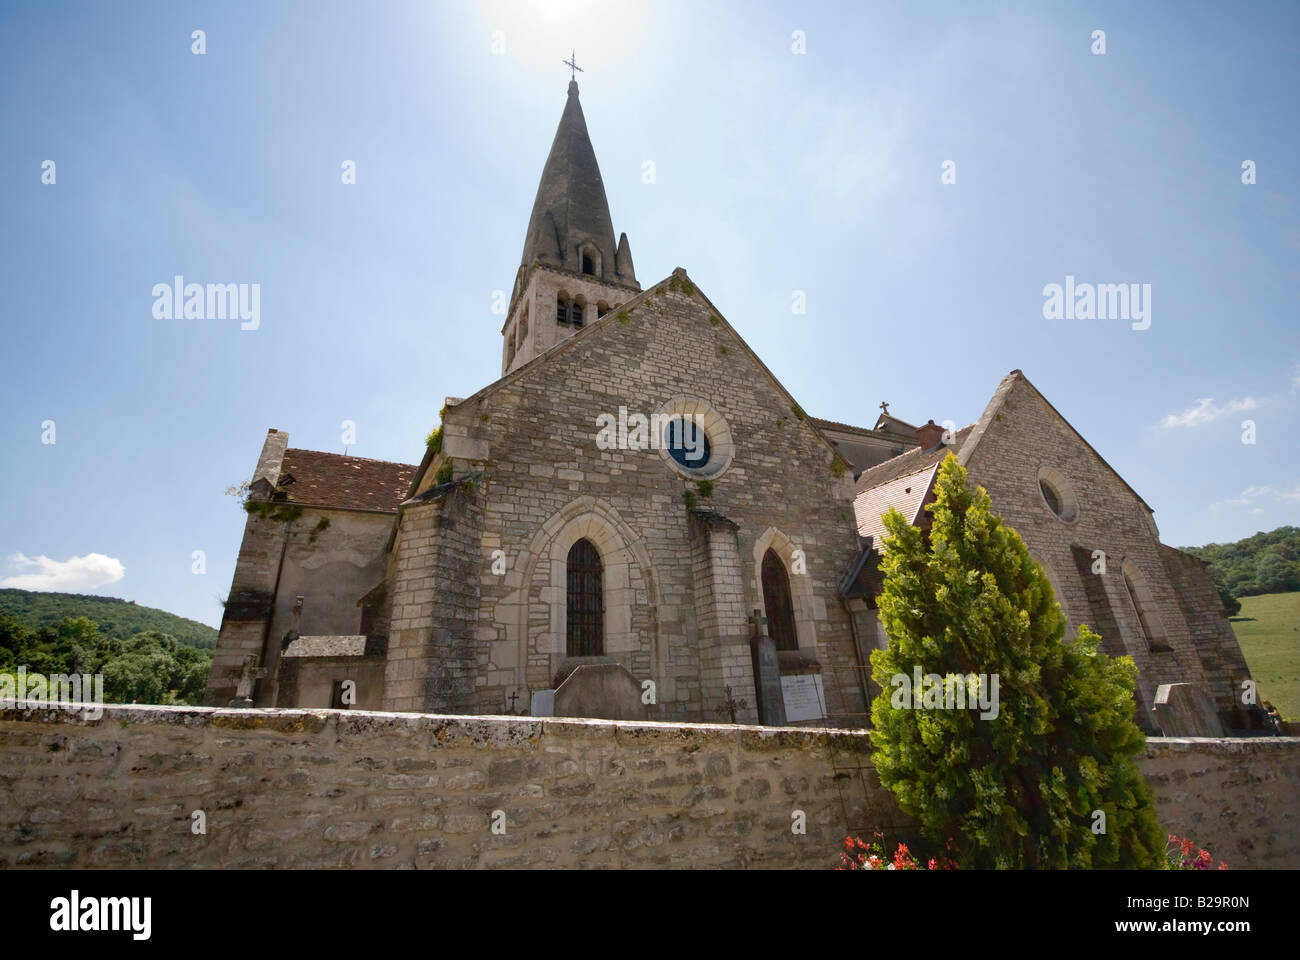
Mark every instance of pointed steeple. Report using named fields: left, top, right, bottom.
left=519, top=81, right=634, bottom=285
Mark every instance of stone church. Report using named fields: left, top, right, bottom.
left=205, top=80, right=1255, bottom=735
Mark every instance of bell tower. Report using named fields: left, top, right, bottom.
left=501, top=77, right=640, bottom=375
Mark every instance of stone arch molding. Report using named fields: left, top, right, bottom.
left=501, top=496, right=661, bottom=707
left=654, top=394, right=736, bottom=480
left=752, top=526, right=819, bottom=660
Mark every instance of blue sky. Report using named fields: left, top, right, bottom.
left=1, top=0, right=1296, bottom=628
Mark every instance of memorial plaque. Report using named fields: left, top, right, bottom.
left=781, top=674, right=826, bottom=723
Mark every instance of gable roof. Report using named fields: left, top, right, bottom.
left=854, top=425, right=975, bottom=495
left=874, top=411, right=918, bottom=434
left=813, top=417, right=917, bottom=444
left=853, top=461, right=941, bottom=543
left=279, top=449, right=417, bottom=514
left=958, top=370, right=1153, bottom=514
left=409, top=267, right=850, bottom=495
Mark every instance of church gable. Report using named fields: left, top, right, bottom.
left=433, top=268, right=852, bottom=498
left=954, top=371, right=1209, bottom=729
left=404, top=268, right=864, bottom=721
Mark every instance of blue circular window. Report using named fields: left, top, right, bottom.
left=663, top=418, right=711, bottom=469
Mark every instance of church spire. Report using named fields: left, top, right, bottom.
left=518, top=80, right=634, bottom=286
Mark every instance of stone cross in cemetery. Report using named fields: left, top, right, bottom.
left=230, top=655, right=265, bottom=707
left=748, top=609, right=787, bottom=726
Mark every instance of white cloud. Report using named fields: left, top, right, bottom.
left=1210, top=483, right=1300, bottom=511
left=1160, top=396, right=1257, bottom=428
left=0, top=553, right=125, bottom=592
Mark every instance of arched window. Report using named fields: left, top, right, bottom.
left=761, top=548, right=798, bottom=652
left=556, top=295, right=568, bottom=324
left=505, top=328, right=516, bottom=366
left=566, top=538, right=603, bottom=656
left=571, top=299, right=584, bottom=327
left=582, top=253, right=595, bottom=275
left=518, top=302, right=529, bottom=343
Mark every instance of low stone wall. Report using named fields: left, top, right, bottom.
left=0, top=703, right=908, bottom=869
left=0, top=704, right=1296, bottom=869
left=1141, top=737, right=1300, bottom=869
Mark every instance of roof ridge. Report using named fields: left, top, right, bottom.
left=284, top=447, right=419, bottom=469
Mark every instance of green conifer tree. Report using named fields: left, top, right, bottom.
left=869, top=454, right=1163, bottom=868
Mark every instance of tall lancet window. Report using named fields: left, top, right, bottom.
left=761, top=548, right=798, bottom=652
left=566, top=538, right=604, bottom=656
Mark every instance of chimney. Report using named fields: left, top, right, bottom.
left=916, top=419, right=945, bottom=450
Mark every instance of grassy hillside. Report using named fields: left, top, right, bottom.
left=1231, top=592, right=1300, bottom=721
left=0, top=589, right=217, bottom=650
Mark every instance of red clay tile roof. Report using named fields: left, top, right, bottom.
left=278, top=449, right=417, bottom=513
left=853, top=425, right=975, bottom=495
left=853, top=462, right=940, bottom=543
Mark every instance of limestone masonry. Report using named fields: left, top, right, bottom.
left=204, top=79, right=1263, bottom=742
left=1, top=704, right=1296, bottom=869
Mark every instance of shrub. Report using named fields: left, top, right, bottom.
left=869, top=454, right=1164, bottom=869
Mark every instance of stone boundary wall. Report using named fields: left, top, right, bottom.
left=0, top=704, right=907, bottom=869
left=1141, top=737, right=1299, bottom=869
left=0, top=704, right=1296, bottom=869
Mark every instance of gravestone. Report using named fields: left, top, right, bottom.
left=530, top=689, right=555, bottom=717
left=553, top=664, right=645, bottom=721
left=229, top=656, right=263, bottom=708
left=1152, top=683, right=1227, bottom=737
left=749, top=610, right=786, bottom=726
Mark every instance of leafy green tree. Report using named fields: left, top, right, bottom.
left=870, top=454, right=1163, bottom=869
left=1182, top=525, right=1300, bottom=600
left=1217, top=582, right=1242, bottom=617
left=1255, top=549, right=1299, bottom=594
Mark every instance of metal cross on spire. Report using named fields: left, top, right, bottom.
left=562, top=49, right=583, bottom=81
left=879, top=401, right=890, bottom=415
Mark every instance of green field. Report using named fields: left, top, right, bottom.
left=1231, top=592, right=1300, bottom=721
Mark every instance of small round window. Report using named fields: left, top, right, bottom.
left=1037, top=467, right=1079, bottom=523
left=663, top=417, right=711, bottom=469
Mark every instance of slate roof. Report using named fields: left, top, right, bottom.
left=853, top=461, right=941, bottom=543
left=812, top=417, right=910, bottom=442
left=853, top=425, right=975, bottom=495
left=278, top=449, right=417, bottom=513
